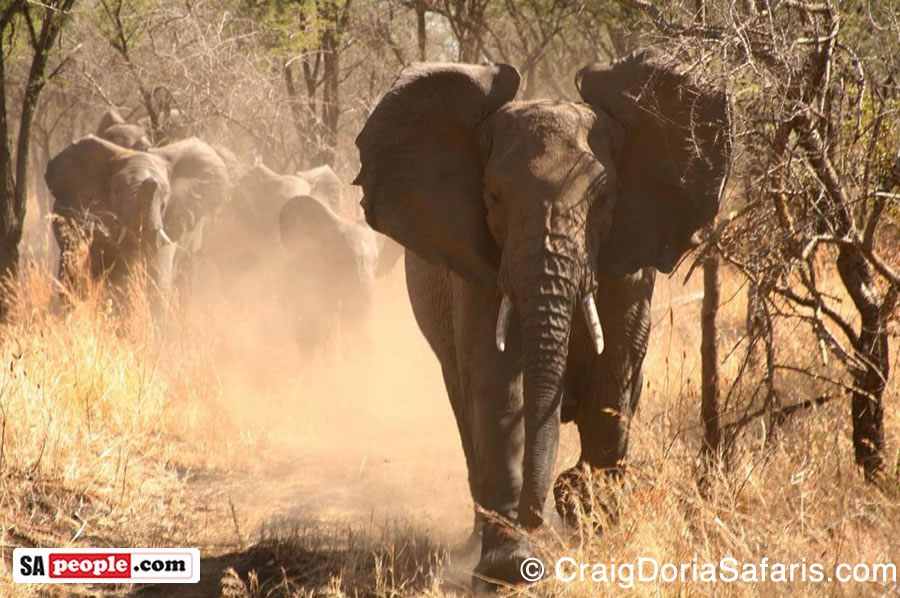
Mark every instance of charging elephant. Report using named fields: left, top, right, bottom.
left=96, top=108, right=152, bottom=151
left=354, top=48, right=732, bottom=588
left=46, top=135, right=229, bottom=312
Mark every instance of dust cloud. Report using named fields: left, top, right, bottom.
left=181, top=257, right=475, bottom=544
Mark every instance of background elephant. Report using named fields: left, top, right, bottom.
left=295, top=164, right=357, bottom=218
left=354, top=48, right=732, bottom=587
left=278, top=194, right=380, bottom=354
left=202, top=163, right=398, bottom=351
left=153, top=137, right=232, bottom=300
left=96, top=107, right=152, bottom=151
left=202, top=163, right=312, bottom=301
left=45, top=135, right=229, bottom=312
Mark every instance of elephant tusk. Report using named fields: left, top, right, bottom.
left=157, top=227, right=174, bottom=246
left=582, top=292, right=605, bottom=355
left=495, top=294, right=513, bottom=352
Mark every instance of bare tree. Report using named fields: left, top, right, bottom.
left=624, top=0, right=899, bottom=481
left=0, top=0, right=78, bottom=316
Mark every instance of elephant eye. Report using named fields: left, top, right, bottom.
left=485, top=190, right=501, bottom=206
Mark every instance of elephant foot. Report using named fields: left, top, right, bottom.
left=553, top=464, right=621, bottom=529
left=471, top=525, right=532, bottom=593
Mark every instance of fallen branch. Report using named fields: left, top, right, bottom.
left=724, top=394, right=836, bottom=434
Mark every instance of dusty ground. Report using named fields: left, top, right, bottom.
left=122, top=266, right=710, bottom=597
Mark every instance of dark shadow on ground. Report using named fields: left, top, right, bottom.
left=129, top=524, right=455, bottom=598
left=129, top=543, right=347, bottom=598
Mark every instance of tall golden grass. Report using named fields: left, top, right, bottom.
left=0, top=253, right=895, bottom=597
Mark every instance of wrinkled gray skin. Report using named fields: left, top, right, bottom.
left=96, top=107, right=152, bottom=151
left=204, top=164, right=395, bottom=351
left=46, top=135, right=229, bottom=313
left=355, top=48, right=732, bottom=589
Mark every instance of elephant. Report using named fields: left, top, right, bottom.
left=153, top=137, right=232, bottom=300
left=278, top=194, right=381, bottom=354
left=354, top=47, right=732, bottom=588
left=45, top=135, right=229, bottom=313
left=202, top=163, right=313, bottom=296
left=202, top=163, right=398, bottom=352
left=96, top=107, right=152, bottom=151
left=295, top=164, right=356, bottom=218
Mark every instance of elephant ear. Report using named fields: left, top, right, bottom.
left=45, top=135, right=123, bottom=212
left=577, top=47, right=732, bottom=274
left=354, top=62, right=520, bottom=283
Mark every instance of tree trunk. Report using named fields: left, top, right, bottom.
left=283, top=62, right=308, bottom=162
left=700, top=239, right=720, bottom=456
left=0, top=37, right=18, bottom=302
left=0, top=2, right=74, bottom=317
left=837, top=246, right=888, bottom=481
left=415, top=0, right=426, bottom=61
left=319, top=27, right=339, bottom=167
left=301, top=53, right=321, bottom=168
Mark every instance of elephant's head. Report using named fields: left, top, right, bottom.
left=46, top=135, right=174, bottom=292
left=278, top=194, right=371, bottom=279
left=296, top=165, right=348, bottom=216
left=101, top=124, right=152, bottom=151
left=152, top=137, right=231, bottom=245
left=97, top=108, right=152, bottom=151
left=354, top=49, right=731, bottom=529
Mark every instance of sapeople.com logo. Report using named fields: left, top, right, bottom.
left=13, top=548, right=200, bottom=584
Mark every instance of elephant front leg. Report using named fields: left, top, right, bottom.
left=452, top=284, right=533, bottom=589
left=467, top=372, right=530, bottom=590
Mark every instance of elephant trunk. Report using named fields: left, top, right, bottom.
left=513, top=246, right=579, bottom=529
left=138, top=184, right=174, bottom=311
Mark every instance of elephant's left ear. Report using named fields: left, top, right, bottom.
left=354, top=62, right=520, bottom=284
left=578, top=48, right=732, bottom=273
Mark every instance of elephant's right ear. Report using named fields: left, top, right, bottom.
left=45, top=135, right=122, bottom=210
left=354, top=63, right=520, bottom=284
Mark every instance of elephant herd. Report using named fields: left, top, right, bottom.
left=45, top=47, right=732, bottom=590
left=45, top=107, right=398, bottom=352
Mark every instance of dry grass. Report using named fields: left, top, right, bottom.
left=0, top=253, right=896, bottom=597
left=0, top=263, right=259, bottom=596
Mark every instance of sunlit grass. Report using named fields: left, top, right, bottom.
left=0, top=253, right=895, bottom=597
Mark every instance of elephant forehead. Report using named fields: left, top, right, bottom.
left=484, top=101, right=605, bottom=193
